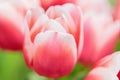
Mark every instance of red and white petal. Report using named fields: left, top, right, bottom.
left=85, top=67, right=119, bottom=80
left=33, top=31, right=77, bottom=78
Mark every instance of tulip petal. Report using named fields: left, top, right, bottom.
left=33, top=31, right=77, bottom=78
left=94, top=52, right=120, bottom=75
left=85, top=67, right=119, bottom=80
left=85, top=51, right=120, bottom=80
left=38, top=0, right=76, bottom=10
left=25, top=7, right=45, bottom=30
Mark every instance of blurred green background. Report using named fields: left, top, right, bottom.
left=0, top=0, right=119, bottom=80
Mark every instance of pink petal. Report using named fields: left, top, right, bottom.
left=33, top=31, right=77, bottom=78
left=94, top=52, right=120, bottom=75
left=85, top=67, right=119, bottom=80
left=85, top=51, right=120, bottom=80
left=25, top=7, right=45, bottom=30
left=38, top=0, right=76, bottom=10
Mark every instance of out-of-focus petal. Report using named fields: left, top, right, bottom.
left=79, top=11, right=120, bottom=65
left=94, top=52, right=120, bottom=75
left=85, top=51, right=120, bottom=80
left=85, top=67, right=119, bottom=80
left=0, top=2, right=24, bottom=50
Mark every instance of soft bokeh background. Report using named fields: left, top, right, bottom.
left=0, top=0, right=119, bottom=80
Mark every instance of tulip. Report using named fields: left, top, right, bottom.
left=23, top=10, right=77, bottom=78
left=38, top=0, right=77, bottom=10
left=79, top=11, right=120, bottom=65
left=0, top=2, right=25, bottom=50
left=85, top=51, right=120, bottom=80
left=46, top=3, right=83, bottom=57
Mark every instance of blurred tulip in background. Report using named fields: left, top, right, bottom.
left=85, top=51, right=120, bottom=80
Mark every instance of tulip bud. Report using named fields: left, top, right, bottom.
left=0, top=2, right=24, bottom=50
left=23, top=10, right=77, bottom=78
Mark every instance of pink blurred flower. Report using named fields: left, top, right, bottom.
left=85, top=51, right=120, bottom=80
left=0, top=0, right=39, bottom=51
left=23, top=8, right=77, bottom=78
left=0, top=2, right=25, bottom=50
left=79, top=11, right=120, bottom=65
